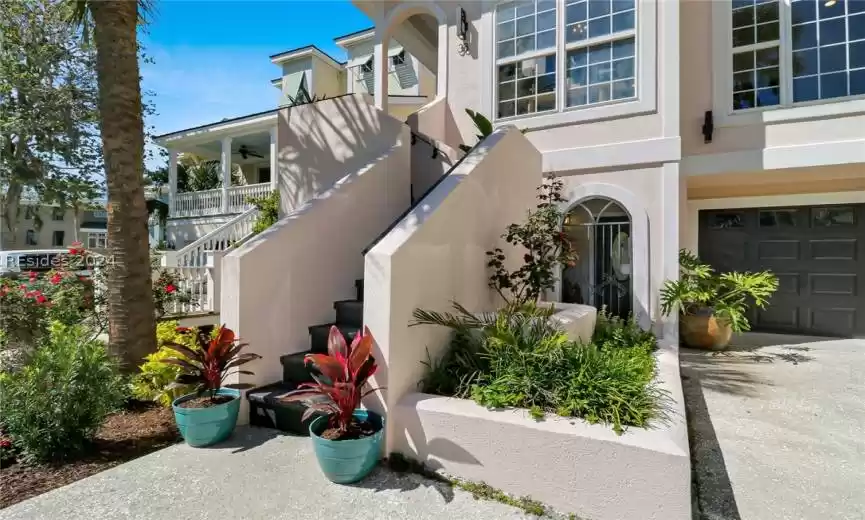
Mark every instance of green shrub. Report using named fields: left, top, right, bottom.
left=0, top=322, right=125, bottom=462
left=248, top=190, right=279, bottom=235
left=592, top=311, right=657, bottom=351
left=414, top=304, right=667, bottom=434
left=130, top=321, right=202, bottom=406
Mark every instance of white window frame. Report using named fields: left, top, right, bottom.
left=87, top=232, right=107, bottom=249
left=482, top=0, right=657, bottom=130
left=712, top=0, right=865, bottom=127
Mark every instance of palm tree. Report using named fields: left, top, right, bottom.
left=72, top=1, right=156, bottom=368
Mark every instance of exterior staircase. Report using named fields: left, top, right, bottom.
left=246, top=279, right=364, bottom=434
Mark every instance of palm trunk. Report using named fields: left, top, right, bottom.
left=89, top=1, right=156, bottom=369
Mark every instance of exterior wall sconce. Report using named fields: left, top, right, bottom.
left=457, top=7, right=470, bottom=56
left=702, top=110, right=714, bottom=144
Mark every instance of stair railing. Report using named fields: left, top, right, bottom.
left=173, top=207, right=260, bottom=267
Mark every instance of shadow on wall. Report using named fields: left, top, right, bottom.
left=276, top=94, right=405, bottom=215
left=398, top=395, right=481, bottom=468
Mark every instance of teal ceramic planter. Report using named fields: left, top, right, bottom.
left=309, top=409, right=384, bottom=484
left=172, top=388, right=241, bottom=447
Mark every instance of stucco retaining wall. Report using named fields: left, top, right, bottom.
left=390, top=340, right=690, bottom=520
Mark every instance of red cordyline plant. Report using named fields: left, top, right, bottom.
left=282, top=326, right=382, bottom=433
left=161, top=325, right=261, bottom=399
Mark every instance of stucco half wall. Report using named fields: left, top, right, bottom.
left=221, top=98, right=412, bottom=420
left=362, top=126, right=542, bottom=452
left=276, top=94, right=407, bottom=214
left=391, top=341, right=690, bottom=520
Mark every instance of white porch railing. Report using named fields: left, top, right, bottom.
left=162, top=251, right=223, bottom=316
left=171, top=207, right=259, bottom=267
left=173, top=182, right=271, bottom=218
left=226, top=183, right=271, bottom=213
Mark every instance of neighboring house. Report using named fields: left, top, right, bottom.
left=153, top=0, right=865, bottom=424
left=0, top=201, right=107, bottom=252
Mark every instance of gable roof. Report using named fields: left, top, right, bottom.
left=268, top=45, right=344, bottom=69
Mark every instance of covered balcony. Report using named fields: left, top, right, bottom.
left=155, top=111, right=278, bottom=219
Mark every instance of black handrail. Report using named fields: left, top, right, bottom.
left=410, top=131, right=453, bottom=166
left=361, top=134, right=490, bottom=255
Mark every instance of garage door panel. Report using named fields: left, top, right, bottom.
left=809, top=308, right=857, bottom=336
left=808, top=239, right=857, bottom=260
left=699, top=203, right=865, bottom=337
left=774, top=273, right=801, bottom=295
left=756, top=307, right=800, bottom=329
left=809, top=273, right=857, bottom=296
left=757, top=240, right=800, bottom=260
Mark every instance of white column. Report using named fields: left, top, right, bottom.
left=373, top=29, right=389, bottom=114
left=168, top=150, right=178, bottom=215
left=269, top=126, right=277, bottom=192
left=220, top=136, right=232, bottom=214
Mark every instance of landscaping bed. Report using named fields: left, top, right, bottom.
left=0, top=401, right=180, bottom=509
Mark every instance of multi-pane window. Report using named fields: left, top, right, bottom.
left=495, top=0, right=638, bottom=120
left=87, top=232, right=107, bottom=249
left=730, top=0, right=865, bottom=112
left=496, top=0, right=558, bottom=117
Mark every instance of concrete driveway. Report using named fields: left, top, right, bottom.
left=682, top=334, right=865, bottom=520
left=0, top=427, right=538, bottom=520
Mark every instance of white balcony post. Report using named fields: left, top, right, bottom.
left=269, top=126, right=277, bottom=192
left=220, top=136, right=232, bottom=213
left=168, top=150, right=178, bottom=215
left=373, top=29, right=388, bottom=114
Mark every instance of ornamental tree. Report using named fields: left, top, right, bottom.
left=486, top=175, right=577, bottom=306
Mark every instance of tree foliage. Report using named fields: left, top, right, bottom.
left=0, top=0, right=104, bottom=242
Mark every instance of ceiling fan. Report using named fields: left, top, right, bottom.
left=234, top=144, right=264, bottom=159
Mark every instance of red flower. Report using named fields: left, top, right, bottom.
left=50, top=273, right=63, bottom=285
left=28, top=271, right=37, bottom=281
left=164, top=284, right=176, bottom=293
left=0, top=439, right=11, bottom=449
left=36, top=294, right=47, bottom=304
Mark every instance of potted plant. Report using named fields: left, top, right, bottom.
left=661, top=250, right=778, bottom=350
left=282, top=325, right=384, bottom=484
left=161, top=325, right=261, bottom=447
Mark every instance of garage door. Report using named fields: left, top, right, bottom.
left=699, top=204, right=865, bottom=337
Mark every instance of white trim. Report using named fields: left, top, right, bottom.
left=543, top=136, right=681, bottom=172
left=155, top=113, right=277, bottom=146
left=486, top=0, right=658, bottom=131
left=270, top=46, right=342, bottom=70
left=334, top=29, right=374, bottom=47
left=682, top=138, right=865, bottom=176
left=660, top=163, right=680, bottom=343
left=558, top=182, right=652, bottom=331
left=712, top=0, right=865, bottom=128
left=685, top=191, right=865, bottom=255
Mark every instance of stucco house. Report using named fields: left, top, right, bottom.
left=152, top=1, right=864, bottom=517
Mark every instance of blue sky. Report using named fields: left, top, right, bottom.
left=141, top=1, right=372, bottom=166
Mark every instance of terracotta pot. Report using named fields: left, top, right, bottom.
left=680, top=313, right=733, bottom=350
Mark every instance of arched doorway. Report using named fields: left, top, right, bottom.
left=562, top=198, right=633, bottom=318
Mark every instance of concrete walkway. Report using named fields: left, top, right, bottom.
left=682, top=335, right=865, bottom=520
left=0, top=427, right=536, bottom=520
